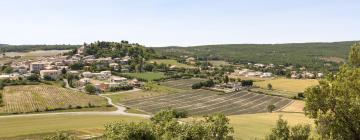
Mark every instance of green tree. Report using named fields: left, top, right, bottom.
left=27, top=74, right=39, bottom=82
left=267, top=83, right=273, bottom=90
left=105, top=109, right=233, bottom=140
left=290, top=124, right=311, bottom=140
left=43, top=131, right=75, bottom=140
left=266, top=116, right=290, bottom=140
left=61, top=68, right=67, bottom=75
left=84, top=84, right=97, bottom=94
left=224, top=75, right=229, bottom=83
left=304, top=65, right=360, bottom=139
left=43, top=75, right=53, bottom=81
left=349, top=43, right=360, bottom=66
left=105, top=121, right=156, bottom=140
left=267, top=104, right=276, bottom=113
left=303, top=43, right=360, bottom=139
left=266, top=116, right=311, bottom=140
left=205, top=113, right=234, bottom=140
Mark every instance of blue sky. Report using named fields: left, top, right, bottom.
left=0, top=0, right=359, bottom=46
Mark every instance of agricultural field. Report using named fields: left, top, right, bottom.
left=0, top=114, right=146, bottom=139
left=121, top=79, right=293, bottom=116
left=0, top=85, right=108, bottom=114
left=148, top=59, right=194, bottom=68
left=122, top=72, right=166, bottom=81
left=255, top=78, right=319, bottom=93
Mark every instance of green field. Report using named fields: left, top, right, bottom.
left=123, top=72, right=166, bottom=81
left=0, top=114, right=146, bottom=138
left=149, top=59, right=194, bottom=68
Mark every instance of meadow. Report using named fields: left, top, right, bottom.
left=255, top=78, right=319, bottom=93
left=0, top=85, right=108, bottom=114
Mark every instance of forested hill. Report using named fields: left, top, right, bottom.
left=0, top=44, right=80, bottom=52
left=153, top=41, right=358, bottom=70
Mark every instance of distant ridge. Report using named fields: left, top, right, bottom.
left=153, top=40, right=359, bottom=70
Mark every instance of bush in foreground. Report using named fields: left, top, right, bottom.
left=105, top=109, right=234, bottom=140
left=265, top=116, right=311, bottom=140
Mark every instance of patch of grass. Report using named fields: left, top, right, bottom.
left=123, top=72, right=166, bottom=81
left=149, top=59, right=194, bottom=68
left=0, top=114, right=147, bottom=138
left=255, top=78, right=319, bottom=93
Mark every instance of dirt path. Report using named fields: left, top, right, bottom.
left=0, top=89, right=151, bottom=118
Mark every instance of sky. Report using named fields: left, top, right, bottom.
left=0, top=0, right=359, bottom=47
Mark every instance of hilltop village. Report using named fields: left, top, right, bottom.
left=0, top=41, right=324, bottom=94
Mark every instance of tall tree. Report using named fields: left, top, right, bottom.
left=349, top=43, right=360, bottom=66
left=305, top=43, right=360, bottom=139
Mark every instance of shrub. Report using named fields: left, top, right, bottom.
left=267, top=104, right=276, bottom=113
left=192, top=83, right=203, bottom=89
left=241, top=80, right=253, bottom=86
left=85, top=84, right=97, bottom=94
left=43, top=131, right=75, bottom=140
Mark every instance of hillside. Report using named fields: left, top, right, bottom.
left=154, top=41, right=358, bottom=70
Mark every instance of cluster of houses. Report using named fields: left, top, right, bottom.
left=0, top=44, right=140, bottom=91
left=231, top=69, right=273, bottom=78
left=290, top=71, right=324, bottom=79
left=78, top=72, right=140, bottom=91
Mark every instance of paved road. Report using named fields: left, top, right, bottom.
left=0, top=88, right=151, bottom=118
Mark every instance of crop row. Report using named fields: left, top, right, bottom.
left=0, top=85, right=108, bottom=114
left=122, top=89, right=292, bottom=116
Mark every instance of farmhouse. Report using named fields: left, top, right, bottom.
left=40, top=70, right=61, bottom=79
left=260, top=72, right=273, bottom=78
left=110, top=76, right=127, bottom=83
left=82, top=71, right=112, bottom=79
left=30, top=62, right=45, bottom=72
left=109, top=63, right=119, bottom=70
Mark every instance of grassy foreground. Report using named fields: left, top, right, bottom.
left=0, top=112, right=313, bottom=139
left=0, top=114, right=147, bottom=138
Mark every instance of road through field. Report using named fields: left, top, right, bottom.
left=0, top=89, right=150, bottom=118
